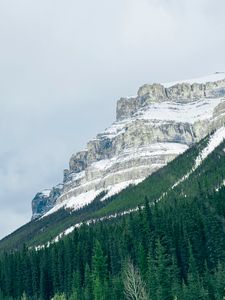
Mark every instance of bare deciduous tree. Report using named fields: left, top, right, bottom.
left=123, top=260, right=149, bottom=300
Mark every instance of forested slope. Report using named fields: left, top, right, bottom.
left=0, top=135, right=208, bottom=251
left=1, top=132, right=225, bottom=299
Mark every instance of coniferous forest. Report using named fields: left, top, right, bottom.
left=1, top=186, right=225, bottom=299
left=1, top=137, right=225, bottom=299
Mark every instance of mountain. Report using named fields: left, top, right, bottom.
left=2, top=123, right=225, bottom=299
left=1, top=123, right=225, bottom=252
left=32, top=72, right=225, bottom=219
left=2, top=72, right=225, bottom=299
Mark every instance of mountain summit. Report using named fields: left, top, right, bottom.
left=32, top=73, right=225, bottom=219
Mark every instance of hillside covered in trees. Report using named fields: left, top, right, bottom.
left=1, top=132, right=225, bottom=299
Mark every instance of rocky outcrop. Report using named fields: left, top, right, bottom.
left=32, top=73, right=225, bottom=219
left=32, top=184, right=63, bottom=220
left=117, top=79, right=225, bottom=121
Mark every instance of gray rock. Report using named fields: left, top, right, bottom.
left=31, top=75, right=225, bottom=218
left=32, top=184, right=63, bottom=219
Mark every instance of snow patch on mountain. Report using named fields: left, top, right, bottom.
left=52, top=206, right=142, bottom=244
left=43, top=189, right=102, bottom=217
left=172, top=127, right=225, bottom=190
left=43, top=178, right=144, bottom=218
left=32, top=74, right=225, bottom=220
left=195, top=127, right=225, bottom=166
left=89, top=143, right=188, bottom=172
left=136, top=98, right=223, bottom=124
left=101, top=178, right=144, bottom=201
left=51, top=128, right=225, bottom=244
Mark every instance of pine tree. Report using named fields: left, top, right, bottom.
left=137, top=243, right=147, bottom=278
left=70, top=271, right=81, bottom=300
left=39, top=251, right=52, bottom=300
left=154, top=239, right=171, bottom=300
left=185, top=243, right=209, bottom=300
left=147, top=250, right=157, bottom=300
left=92, top=240, right=107, bottom=300
left=30, top=251, right=40, bottom=298
left=84, top=264, right=92, bottom=300
left=170, top=256, right=182, bottom=300
left=213, top=262, right=225, bottom=300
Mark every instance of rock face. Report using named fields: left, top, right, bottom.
left=32, top=185, right=63, bottom=219
left=32, top=73, right=225, bottom=219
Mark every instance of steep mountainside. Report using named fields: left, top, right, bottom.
left=32, top=72, right=225, bottom=219
left=1, top=126, right=225, bottom=251
left=2, top=127, right=225, bottom=299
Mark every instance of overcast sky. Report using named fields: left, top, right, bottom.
left=0, top=0, right=225, bottom=239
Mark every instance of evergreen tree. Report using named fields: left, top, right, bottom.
left=147, top=250, right=157, bottom=300
left=84, top=264, right=92, bottom=300
left=213, top=262, right=225, bottom=300
left=92, top=240, right=107, bottom=300
left=185, top=243, right=209, bottom=300
left=154, top=239, right=171, bottom=300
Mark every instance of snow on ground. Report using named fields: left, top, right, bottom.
left=43, top=189, right=103, bottom=217
left=100, top=119, right=131, bottom=139
left=136, top=98, right=223, bottom=124
left=42, top=127, right=225, bottom=246
left=93, top=73, right=225, bottom=142
left=52, top=206, right=142, bottom=244
left=163, top=72, right=225, bottom=88
left=118, top=143, right=188, bottom=158
left=49, top=142, right=187, bottom=211
left=195, top=127, right=225, bottom=167
left=99, top=96, right=224, bottom=141
left=216, top=179, right=225, bottom=192
left=101, top=178, right=144, bottom=201
left=90, top=143, right=188, bottom=172
left=58, top=143, right=186, bottom=210
left=44, top=177, right=145, bottom=219
left=65, top=190, right=102, bottom=210
left=172, top=127, right=225, bottom=190
left=67, top=171, right=85, bottom=183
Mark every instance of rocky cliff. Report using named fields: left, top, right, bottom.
left=32, top=73, right=225, bottom=219
left=32, top=185, right=63, bottom=219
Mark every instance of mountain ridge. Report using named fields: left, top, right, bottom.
left=2, top=130, right=225, bottom=299
left=2, top=124, right=225, bottom=251
left=32, top=73, right=225, bottom=220
left=38, top=126, right=225, bottom=247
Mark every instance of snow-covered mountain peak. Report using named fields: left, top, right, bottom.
left=32, top=74, right=225, bottom=219
left=117, top=74, right=225, bottom=121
